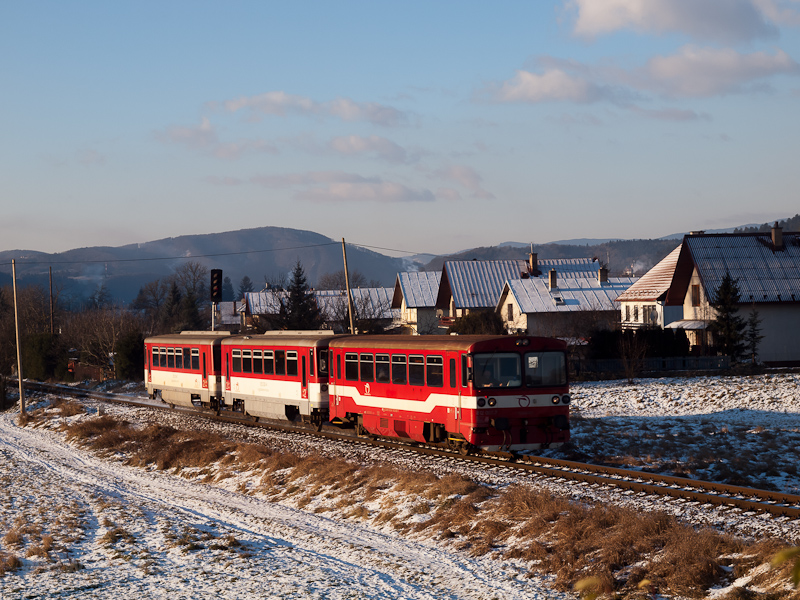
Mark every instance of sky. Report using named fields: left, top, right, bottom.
left=2, top=1, right=799, bottom=257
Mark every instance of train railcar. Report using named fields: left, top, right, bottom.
left=328, top=335, right=570, bottom=453
left=220, top=331, right=338, bottom=424
left=144, top=331, right=231, bottom=408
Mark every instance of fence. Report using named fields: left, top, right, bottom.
left=571, top=355, right=730, bottom=376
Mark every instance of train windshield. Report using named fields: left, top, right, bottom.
left=473, top=353, right=521, bottom=388
left=524, top=351, right=567, bottom=387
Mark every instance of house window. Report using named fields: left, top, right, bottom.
left=691, top=285, right=701, bottom=307
left=507, top=303, right=514, bottom=322
left=625, top=305, right=630, bottom=321
left=633, top=305, right=639, bottom=321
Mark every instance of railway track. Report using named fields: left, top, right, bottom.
left=21, top=380, right=800, bottom=520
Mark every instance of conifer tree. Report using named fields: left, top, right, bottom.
left=709, top=272, right=745, bottom=361
left=745, top=305, right=764, bottom=363
left=281, top=261, right=323, bottom=330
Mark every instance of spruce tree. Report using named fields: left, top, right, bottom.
left=745, top=305, right=764, bottom=363
left=709, top=272, right=746, bottom=361
left=222, top=276, right=235, bottom=302
left=281, top=261, right=324, bottom=330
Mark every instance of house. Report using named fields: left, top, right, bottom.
left=622, top=225, right=800, bottom=365
left=616, top=245, right=684, bottom=330
left=434, top=254, right=600, bottom=323
left=211, top=300, right=245, bottom=332
left=390, top=271, right=445, bottom=334
left=497, top=268, right=637, bottom=338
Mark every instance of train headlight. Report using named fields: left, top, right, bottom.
left=488, top=398, right=497, bottom=407
left=477, top=397, right=486, bottom=407
left=551, top=395, right=560, bottom=404
left=561, top=394, right=571, bottom=404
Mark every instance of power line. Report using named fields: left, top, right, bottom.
left=3, top=242, right=343, bottom=266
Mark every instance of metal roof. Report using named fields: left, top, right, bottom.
left=502, top=277, right=638, bottom=314
left=616, top=245, right=682, bottom=302
left=315, top=288, right=398, bottom=320
left=537, top=257, right=600, bottom=276
left=244, top=290, right=285, bottom=315
left=440, top=258, right=601, bottom=310
left=392, top=271, right=441, bottom=309
left=686, top=232, right=800, bottom=303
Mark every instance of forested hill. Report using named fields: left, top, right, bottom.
left=423, top=239, right=681, bottom=277
left=734, top=214, right=800, bottom=233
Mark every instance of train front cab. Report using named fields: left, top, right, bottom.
left=462, top=337, right=571, bottom=452
left=144, top=331, right=229, bottom=408
left=328, top=336, right=570, bottom=453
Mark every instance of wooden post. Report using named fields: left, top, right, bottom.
left=12, top=260, right=25, bottom=415
left=341, top=239, right=356, bottom=335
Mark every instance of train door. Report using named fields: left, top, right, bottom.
left=202, top=351, right=208, bottom=389
left=301, top=354, right=308, bottom=399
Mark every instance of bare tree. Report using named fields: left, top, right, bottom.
left=62, top=306, right=144, bottom=370
left=316, top=269, right=372, bottom=290
left=174, top=261, right=208, bottom=299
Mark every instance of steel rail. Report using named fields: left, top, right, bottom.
left=20, top=380, right=800, bottom=519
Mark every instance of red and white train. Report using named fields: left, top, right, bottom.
left=144, top=332, right=571, bottom=453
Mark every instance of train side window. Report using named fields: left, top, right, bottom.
left=336, top=354, right=341, bottom=379
left=360, top=353, right=374, bottom=382
left=275, top=350, right=286, bottom=376
left=182, top=347, right=190, bottom=370
left=160, top=347, right=167, bottom=368
left=375, top=354, right=390, bottom=383
left=232, top=349, right=242, bottom=373
left=152, top=348, right=159, bottom=369
left=391, top=355, right=407, bottom=384
left=191, top=348, right=200, bottom=371
left=167, top=348, right=175, bottom=369
left=253, top=350, right=263, bottom=374
left=426, top=356, right=444, bottom=387
left=409, top=355, right=424, bottom=386
left=309, top=349, right=315, bottom=376
left=449, top=358, right=456, bottom=388
left=318, top=350, right=328, bottom=375
left=461, top=354, right=469, bottom=387
left=345, top=353, right=359, bottom=381
left=286, top=351, right=298, bottom=376
left=175, top=348, right=183, bottom=369
left=242, top=350, right=252, bottom=374
left=263, top=350, right=274, bottom=374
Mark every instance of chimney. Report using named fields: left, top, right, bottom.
left=772, top=222, right=784, bottom=250
left=528, top=244, right=539, bottom=275
left=598, top=266, right=608, bottom=284
left=548, top=269, right=557, bottom=290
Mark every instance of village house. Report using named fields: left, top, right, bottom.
left=434, top=254, right=601, bottom=325
left=390, top=271, right=445, bottom=334
left=618, top=225, right=800, bottom=365
left=496, top=267, right=637, bottom=339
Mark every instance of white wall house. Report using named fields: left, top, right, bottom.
left=390, top=271, right=445, bottom=334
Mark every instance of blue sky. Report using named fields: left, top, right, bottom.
left=2, top=0, right=799, bottom=256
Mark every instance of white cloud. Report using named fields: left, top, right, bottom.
left=642, top=46, right=799, bottom=97
left=752, top=0, right=800, bottom=26
left=222, top=91, right=408, bottom=127
left=328, top=135, right=408, bottom=163
left=568, top=0, right=779, bottom=43
left=434, top=165, right=494, bottom=200
left=251, top=171, right=383, bottom=189
left=155, top=117, right=218, bottom=149
left=629, top=106, right=711, bottom=121
left=212, top=139, right=279, bottom=159
left=294, top=181, right=435, bottom=203
left=494, top=69, right=602, bottom=103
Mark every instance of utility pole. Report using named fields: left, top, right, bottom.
left=341, top=239, right=356, bottom=335
left=12, top=260, right=25, bottom=415
left=49, top=266, right=54, bottom=334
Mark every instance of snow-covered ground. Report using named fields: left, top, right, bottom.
left=1, top=372, right=799, bottom=599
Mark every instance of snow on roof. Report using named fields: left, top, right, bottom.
left=392, top=271, right=441, bottom=309
left=244, top=290, right=285, bottom=315
left=438, top=258, right=601, bottom=310
left=502, top=277, right=638, bottom=313
left=616, top=245, right=682, bottom=303
left=686, top=232, right=800, bottom=303
left=315, top=288, right=399, bottom=320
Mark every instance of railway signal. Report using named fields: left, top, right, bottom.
left=210, top=269, right=222, bottom=303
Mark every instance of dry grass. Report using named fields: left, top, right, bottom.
left=46, top=410, right=800, bottom=598
left=0, top=551, right=21, bottom=574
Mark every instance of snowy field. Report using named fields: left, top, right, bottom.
left=1, top=372, right=799, bottom=599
